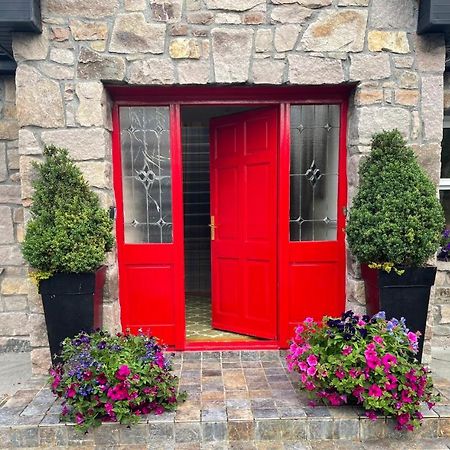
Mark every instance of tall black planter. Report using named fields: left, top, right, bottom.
left=39, top=266, right=106, bottom=364
left=361, top=264, right=436, bottom=362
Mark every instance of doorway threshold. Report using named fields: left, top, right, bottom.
left=185, top=340, right=280, bottom=351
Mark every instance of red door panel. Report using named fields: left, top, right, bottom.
left=278, top=103, right=347, bottom=347
left=112, top=105, right=185, bottom=348
left=210, top=107, right=278, bottom=340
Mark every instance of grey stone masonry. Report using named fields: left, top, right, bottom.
left=6, top=0, right=447, bottom=372
left=0, top=76, right=29, bottom=354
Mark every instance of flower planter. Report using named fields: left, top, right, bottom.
left=39, top=266, right=106, bottom=363
left=361, top=264, right=436, bottom=362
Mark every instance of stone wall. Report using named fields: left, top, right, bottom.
left=0, top=76, right=28, bottom=352
left=9, top=0, right=447, bottom=372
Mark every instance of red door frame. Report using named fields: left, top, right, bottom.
left=110, top=85, right=351, bottom=351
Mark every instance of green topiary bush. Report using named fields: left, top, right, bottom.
left=22, top=145, right=114, bottom=281
left=346, top=130, right=444, bottom=268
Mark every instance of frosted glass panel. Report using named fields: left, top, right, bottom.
left=120, top=107, right=173, bottom=243
left=290, top=104, right=340, bottom=241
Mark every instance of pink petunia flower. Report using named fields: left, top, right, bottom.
left=335, top=368, right=345, bottom=380
left=306, top=354, right=318, bottom=367
left=115, top=365, right=131, bottom=380
left=307, top=366, right=317, bottom=376
left=381, top=353, right=397, bottom=369
left=368, top=384, right=383, bottom=398
left=373, top=336, right=384, bottom=345
left=304, top=317, right=314, bottom=324
left=342, top=346, right=353, bottom=356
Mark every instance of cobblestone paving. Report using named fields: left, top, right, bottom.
left=0, top=351, right=449, bottom=448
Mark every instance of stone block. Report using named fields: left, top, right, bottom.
left=0, top=145, right=7, bottom=182
left=415, top=34, right=446, bottom=73
left=102, top=301, right=121, bottom=333
left=76, top=81, right=104, bottom=127
left=3, top=296, right=28, bottom=312
left=16, top=65, right=64, bottom=128
left=338, top=0, right=368, bottom=4
left=274, top=25, right=299, bottom=52
left=271, top=5, right=313, bottom=23
left=77, top=47, right=126, bottom=81
left=124, top=0, right=146, bottom=10
left=35, top=62, right=73, bottom=80
left=41, top=128, right=109, bottom=161
left=355, top=89, right=383, bottom=106
left=169, top=38, right=201, bottom=59
left=0, top=120, right=19, bottom=141
left=70, top=20, right=108, bottom=41
left=393, top=56, right=414, bottom=69
left=76, top=161, right=110, bottom=188
left=39, top=426, right=69, bottom=447
left=347, top=276, right=366, bottom=306
left=0, top=245, right=24, bottom=265
left=273, top=0, right=331, bottom=5
left=350, top=53, right=391, bottom=81
left=206, top=0, right=264, bottom=10
left=211, top=28, right=253, bottom=83
left=12, top=28, right=49, bottom=61
left=370, top=0, right=417, bottom=31
left=252, top=59, right=285, bottom=84
left=50, top=48, right=74, bottom=65
left=19, top=155, right=40, bottom=201
left=354, top=107, right=410, bottom=145
left=440, top=305, right=450, bottom=324
left=109, top=13, right=166, bottom=54
left=45, top=0, right=119, bottom=19
left=288, top=55, right=345, bottom=85
left=227, top=421, right=255, bottom=441
left=19, top=128, right=42, bottom=155
left=1, top=277, right=28, bottom=296
left=395, top=89, right=419, bottom=107
left=255, top=29, right=273, bottom=52
left=29, top=314, right=49, bottom=347
left=31, top=347, right=51, bottom=375
left=177, top=60, right=210, bottom=84
left=368, top=31, right=409, bottom=54
left=174, top=422, right=200, bottom=443
left=50, top=26, right=70, bottom=41
left=301, top=9, right=367, bottom=52
left=119, top=423, right=149, bottom=444
left=243, top=11, right=266, bottom=24
left=422, top=75, right=444, bottom=142
left=151, top=0, right=183, bottom=23
left=9, top=427, right=39, bottom=448
left=215, top=12, right=240, bottom=24
left=128, top=59, right=175, bottom=84
left=0, top=206, right=14, bottom=244
left=187, top=11, right=214, bottom=25
left=0, top=312, right=29, bottom=335
left=7, top=147, right=19, bottom=171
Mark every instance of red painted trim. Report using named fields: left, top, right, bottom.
left=111, top=104, right=126, bottom=330
left=107, top=85, right=354, bottom=105
left=171, top=104, right=186, bottom=350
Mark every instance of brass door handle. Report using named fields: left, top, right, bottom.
left=209, top=215, right=216, bottom=241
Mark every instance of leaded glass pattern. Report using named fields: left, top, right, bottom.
left=120, top=107, right=173, bottom=243
left=290, top=104, right=340, bottom=241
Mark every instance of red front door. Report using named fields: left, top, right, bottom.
left=209, top=107, right=278, bottom=339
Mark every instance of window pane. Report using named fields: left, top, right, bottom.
left=289, top=104, right=340, bottom=242
left=120, top=107, right=173, bottom=243
left=441, top=127, right=450, bottom=178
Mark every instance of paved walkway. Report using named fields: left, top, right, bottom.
left=0, top=350, right=449, bottom=448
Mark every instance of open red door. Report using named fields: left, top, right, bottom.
left=210, top=107, right=278, bottom=340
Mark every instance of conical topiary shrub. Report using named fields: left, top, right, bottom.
left=22, top=145, right=113, bottom=281
left=346, top=129, right=444, bottom=268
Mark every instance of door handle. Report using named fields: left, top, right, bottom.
left=209, top=215, right=216, bottom=241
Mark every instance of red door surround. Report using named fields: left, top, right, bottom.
left=110, top=86, right=350, bottom=351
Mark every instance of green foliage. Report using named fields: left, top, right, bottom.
left=346, top=130, right=444, bottom=267
left=22, top=145, right=113, bottom=279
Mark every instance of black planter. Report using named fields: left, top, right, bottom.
left=361, top=264, right=437, bottom=363
left=39, top=266, right=106, bottom=364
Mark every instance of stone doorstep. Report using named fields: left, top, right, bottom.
left=0, top=351, right=449, bottom=447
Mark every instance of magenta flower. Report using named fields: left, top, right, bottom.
left=352, top=386, right=365, bottom=401
left=381, top=353, right=397, bottom=369
left=307, top=366, right=317, bottom=376
left=75, top=413, right=85, bottom=425
left=115, top=365, right=131, bottom=380
left=306, top=354, right=318, bottom=367
left=407, top=332, right=418, bottom=343
left=342, top=346, right=353, bottom=356
left=366, top=411, right=378, bottom=421
left=298, top=361, right=308, bottom=372
left=66, top=386, right=76, bottom=398
left=304, top=317, right=314, bottom=324
left=305, top=381, right=316, bottom=391
left=154, top=405, right=165, bottom=415
left=373, top=336, right=384, bottom=345
left=368, top=384, right=383, bottom=398
left=295, top=325, right=304, bottom=334
left=335, top=368, right=345, bottom=380
left=107, top=383, right=129, bottom=401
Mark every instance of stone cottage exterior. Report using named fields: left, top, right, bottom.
left=0, top=0, right=449, bottom=374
